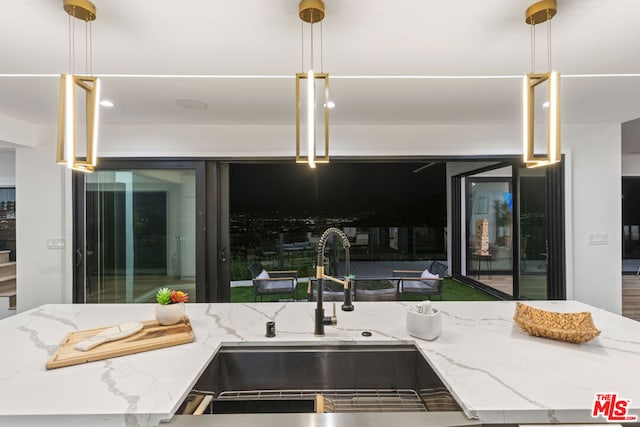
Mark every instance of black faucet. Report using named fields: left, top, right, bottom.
left=314, top=227, right=354, bottom=336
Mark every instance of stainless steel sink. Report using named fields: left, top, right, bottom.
left=178, top=344, right=461, bottom=415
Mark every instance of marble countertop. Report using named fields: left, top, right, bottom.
left=0, top=300, right=639, bottom=426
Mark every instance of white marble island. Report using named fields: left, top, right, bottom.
left=0, top=300, right=639, bottom=426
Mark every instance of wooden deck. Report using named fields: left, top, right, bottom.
left=623, top=275, right=640, bottom=322
left=334, top=261, right=433, bottom=277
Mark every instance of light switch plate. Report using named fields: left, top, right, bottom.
left=47, top=238, right=66, bottom=249
left=587, top=233, right=608, bottom=246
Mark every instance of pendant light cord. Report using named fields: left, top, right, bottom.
left=320, top=21, right=324, bottom=73
left=89, top=20, right=94, bottom=76
left=529, top=9, right=554, bottom=73
left=85, top=21, right=89, bottom=75
left=69, top=10, right=75, bottom=74
left=530, top=18, right=535, bottom=74
left=68, top=6, right=95, bottom=76
left=300, top=9, right=324, bottom=72
left=547, top=9, right=552, bottom=71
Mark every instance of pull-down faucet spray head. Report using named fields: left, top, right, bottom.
left=314, top=227, right=354, bottom=336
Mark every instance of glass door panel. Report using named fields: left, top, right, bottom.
left=465, top=168, right=513, bottom=296
left=85, top=169, right=196, bottom=303
left=453, top=161, right=561, bottom=300
left=518, top=167, right=547, bottom=299
left=622, top=178, right=640, bottom=270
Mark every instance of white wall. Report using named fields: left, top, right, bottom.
left=0, top=114, right=36, bottom=148
left=13, top=121, right=623, bottom=314
left=564, top=125, right=622, bottom=313
left=622, top=154, right=640, bottom=176
left=98, top=123, right=522, bottom=158
left=15, top=126, right=71, bottom=311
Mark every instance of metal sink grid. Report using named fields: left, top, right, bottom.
left=216, top=389, right=427, bottom=413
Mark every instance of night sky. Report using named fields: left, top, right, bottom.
left=230, top=162, right=446, bottom=227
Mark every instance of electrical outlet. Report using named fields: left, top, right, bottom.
left=47, top=238, right=66, bottom=249
left=587, top=233, right=608, bottom=246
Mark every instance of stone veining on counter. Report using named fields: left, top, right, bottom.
left=0, top=300, right=638, bottom=426
left=100, top=360, right=142, bottom=427
left=17, top=325, right=59, bottom=355
left=203, top=304, right=244, bottom=341
left=30, top=305, right=80, bottom=329
left=423, top=347, right=551, bottom=413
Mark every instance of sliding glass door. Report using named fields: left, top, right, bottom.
left=452, top=159, right=564, bottom=300
left=83, top=169, right=197, bottom=303
left=73, top=158, right=562, bottom=303
left=75, top=160, right=449, bottom=304
left=73, top=160, right=227, bottom=303
left=518, top=167, right=547, bottom=299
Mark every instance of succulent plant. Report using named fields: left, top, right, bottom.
left=156, top=287, right=189, bottom=304
left=170, top=290, right=189, bottom=303
left=156, top=287, right=172, bottom=305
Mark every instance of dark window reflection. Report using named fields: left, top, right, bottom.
left=230, top=163, right=447, bottom=280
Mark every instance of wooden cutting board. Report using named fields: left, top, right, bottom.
left=46, top=316, right=195, bottom=369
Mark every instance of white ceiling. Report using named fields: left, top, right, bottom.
left=2, top=0, right=640, bottom=146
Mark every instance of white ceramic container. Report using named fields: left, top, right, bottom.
left=406, top=306, right=442, bottom=340
left=155, top=302, right=185, bottom=326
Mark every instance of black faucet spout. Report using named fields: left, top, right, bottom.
left=315, top=227, right=354, bottom=336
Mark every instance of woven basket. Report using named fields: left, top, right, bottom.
left=513, top=302, right=601, bottom=344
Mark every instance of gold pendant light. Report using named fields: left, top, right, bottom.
left=523, top=0, right=560, bottom=168
left=295, top=0, right=330, bottom=168
left=56, top=0, right=100, bottom=173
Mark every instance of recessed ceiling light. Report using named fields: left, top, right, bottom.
left=324, top=101, right=336, bottom=109
left=176, top=99, right=208, bottom=111
left=99, top=99, right=114, bottom=107
left=542, top=101, right=550, bottom=108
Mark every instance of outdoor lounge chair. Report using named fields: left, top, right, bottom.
left=247, top=262, right=298, bottom=302
left=351, top=277, right=400, bottom=301
left=307, top=278, right=350, bottom=302
left=393, top=261, right=447, bottom=300
left=308, top=276, right=399, bottom=301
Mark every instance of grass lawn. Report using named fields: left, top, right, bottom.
left=230, top=278, right=499, bottom=302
